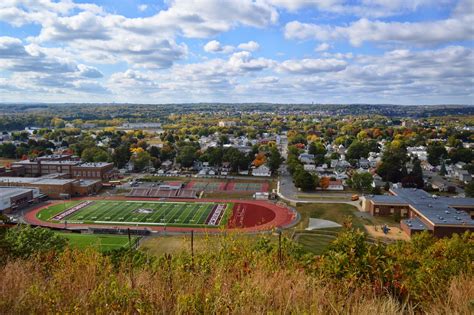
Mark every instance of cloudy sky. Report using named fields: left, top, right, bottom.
left=0, top=0, right=473, bottom=104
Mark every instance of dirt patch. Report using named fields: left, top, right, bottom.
left=364, top=225, right=410, bottom=241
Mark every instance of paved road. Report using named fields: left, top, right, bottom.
left=277, top=164, right=364, bottom=211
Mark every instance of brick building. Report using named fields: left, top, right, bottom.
left=0, top=177, right=102, bottom=199
left=11, top=157, right=114, bottom=181
left=72, top=162, right=114, bottom=181
left=365, top=188, right=474, bottom=238
left=0, top=187, right=41, bottom=214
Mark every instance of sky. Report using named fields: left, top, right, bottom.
left=0, top=0, right=473, bottom=105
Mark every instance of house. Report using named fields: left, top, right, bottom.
left=252, top=165, right=271, bottom=177
left=298, top=153, right=315, bottom=164
left=220, top=162, right=231, bottom=175
left=358, top=158, right=370, bottom=169
left=431, top=179, right=447, bottom=192
left=334, top=160, right=351, bottom=172
left=372, top=174, right=384, bottom=188
left=218, top=121, right=237, bottom=127
left=327, top=180, right=344, bottom=191
left=193, top=161, right=203, bottom=171
left=459, top=170, right=472, bottom=183
left=238, top=169, right=249, bottom=176
left=304, top=164, right=316, bottom=172
left=161, top=160, right=173, bottom=170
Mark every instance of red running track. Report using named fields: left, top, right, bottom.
left=23, top=197, right=297, bottom=233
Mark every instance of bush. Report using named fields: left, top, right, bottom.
left=0, top=230, right=472, bottom=314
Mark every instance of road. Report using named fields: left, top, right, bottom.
left=277, top=163, right=363, bottom=210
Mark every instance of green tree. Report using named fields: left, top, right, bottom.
left=148, top=146, right=161, bottom=159
left=439, top=160, right=447, bottom=176
left=349, top=172, right=373, bottom=193
left=4, top=226, right=67, bottom=258
left=200, top=147, right=223, bottom=167
left=427, top=142, right=447, bottom=166
left=81, top=147, right=110, bottom=162
left=176, top=145, right=198, bottom=167
left=266, top=147, right=283, bottom=174
left=131, top=150, right=151, bottom=171
left=112, top=144, right=131, bottom=168
left=0, top=142, right=17, bottom=158
left=377, top=142, right=408, bottom=183
left=223, top=147, right=249, bottom=172
left=293, top=169, right=314, bottom=191
left=346, top=140, right=369, bottom=160
left=465, top=181, right=474, bottom=198
left=449, top=148, right=473, bottom=164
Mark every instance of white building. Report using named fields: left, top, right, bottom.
left=218, top=121, right=237, bottom=128
left=252, top=165, right=271, bottom=177
left=327, top=180, right=344, bottom=191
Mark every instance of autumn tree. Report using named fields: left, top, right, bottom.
left=319, top=176, right=330, bottom=190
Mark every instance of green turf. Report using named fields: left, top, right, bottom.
left=39, top=200, right=232, bottom=228
left=36, top=201, right=81, bottom=221
left=56, top=232, right=137, bottom=252
left=295, top=203, right=365, bottom=231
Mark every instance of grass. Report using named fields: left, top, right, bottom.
left=36, top=201, right=81, bottom=221
left=296, top=231, right=339, bottom=255
left=292, top=203, right=366, bottom=254
left=0, top=158, right=17, bottom=166
left=56, top=232, right=137, bottom=252
left=38, top=200, right=232, bottom=228
left=140, top=234, right=219, bottom=255
left=295, top=203, right=365, bottom=231
left=140, top=233, right=285, bottom=256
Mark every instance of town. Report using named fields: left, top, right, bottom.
left=0, top=0, right=473, bottom=312
left=1, top=104, right=472, bottom=240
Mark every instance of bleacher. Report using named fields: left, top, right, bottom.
left=129, top=188, right=151, bottom=197
left=176, top=189, right=198, bottom=199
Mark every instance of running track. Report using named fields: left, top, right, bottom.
left=23, top=197, right=297, bottom=233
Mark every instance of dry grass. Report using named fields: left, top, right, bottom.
left=0, top=233, right=472, bottom=314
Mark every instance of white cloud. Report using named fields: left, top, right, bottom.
left=103, top=45, right=473, bottom=104
left=315, top=43, right=331, bottom=52
left=229, top=51, right=275, bottom=71
left=203, top=40, right=235, bottom=53
left=238, top=41, right=260, bottom=52
left=279, top=58, right=347, bottom=74
left=268, top=0, right=446, bottom=18
left=138, top=4, right=148, bottom=12
left=284, top=2, right=474, bottom=46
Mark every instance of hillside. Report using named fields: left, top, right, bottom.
left=0, top=226, right=473, bottom=314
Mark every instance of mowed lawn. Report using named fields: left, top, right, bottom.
left=295, top=203, right=365, bottom=231
left=56, top=232, right=137, bottom=252
left=293, top=203, right=365, bottom=255
left=39, top=200, right=232, bottom=228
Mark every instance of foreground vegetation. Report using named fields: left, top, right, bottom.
left=0, top=225, right=472, bottom=314
left=55, top=232, right=137, bottom=252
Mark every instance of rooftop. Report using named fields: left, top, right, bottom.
left=401, top=217, right=430, bottom=231
left=0, top=187, right=36, bottom=199
left=0, top=177, right=76, bottom=186
left=390, top=188, right=474, bottom=227
left=78, top=162, right=113, bottom=168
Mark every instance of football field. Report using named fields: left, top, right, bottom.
left=38, top=200, right=232, bottom=228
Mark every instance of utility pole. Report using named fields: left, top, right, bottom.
left=127, top=228, right=135, bottom=288
left=191, top=230, right=194, bottom=270
left=278, top=229, right=282, bottom=265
